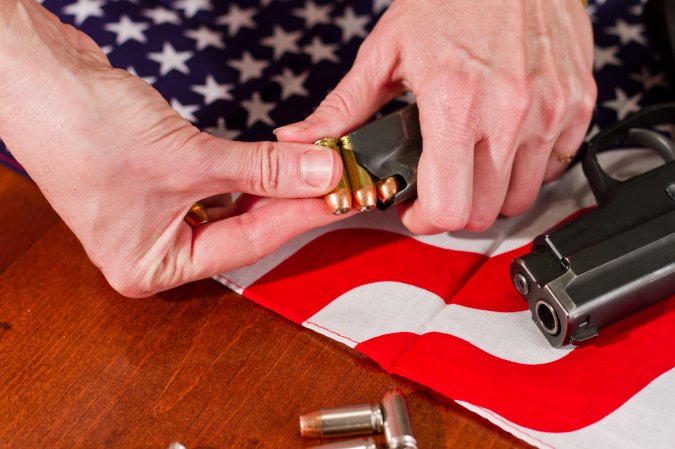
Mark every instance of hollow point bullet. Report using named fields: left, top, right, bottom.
left=300, top=403, right=384, bottom=438
left=382, top=388, right=417, bottom=449
left=376, top=176, right=400, bottom=207
left=185, top=201, right=209, bottom=227
left=339, top=135, right=377, bottom=212
left=315, top=138, right=352, bottom=215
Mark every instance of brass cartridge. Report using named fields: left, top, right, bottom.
left=185, top=201, right=209, bottom=227
left=315, top=138, right=352, bottom=215
left=376, top=176, right=400, bottom=207
left=339, top=135, right=377, bottom=212
left=300, top=403, right=384, bottom=438
left=382, top=388, right=417, bottom=449
left=308, top=437, right=378, bottom=449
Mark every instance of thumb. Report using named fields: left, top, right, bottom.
left=186, top=134, right=344, bottom=199
left=274, top=46, right=402, bottom=142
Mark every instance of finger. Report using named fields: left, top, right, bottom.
left=189, top=198, right=350, bottom=278
left=399, top=86, right=477, bottom=234
left=274, top=40, right=403, bottom=143
left=465, top=136, right=517, bottom=231
left=501, top=141, right=551, bottom=217
left=544, top=120, right=591, bottom=183
left=183, top=134, right=344, bottom=200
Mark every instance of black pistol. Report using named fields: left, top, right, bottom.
left=510, top=103, right=675, bottom=347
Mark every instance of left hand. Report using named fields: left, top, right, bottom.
left=275, top=0, right=596, bottom=233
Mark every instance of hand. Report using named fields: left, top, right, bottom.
left=275, top=0, right=596, bottom=233
left=0, top=0, right=343, bottom=297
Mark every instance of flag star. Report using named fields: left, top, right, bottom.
left=143, top=7, right=181, bottom=25
left=174, top=0, right=212, bottom=18
left=216, top=5, right=256, bottom=37
left=606, top=19, right=647, bottom=46
left=185, top=26, right=225, bottom=51
left=603, top=88, right=642, bottom=120
left=101, top=45, right=113, bottom=55
left=230, top=52, right=267, bottom=83
left=62, top=0, right=104, bottom=26
left=127, top=66, right=157, bottom=86
left=148, top=43, right=193, bottom=76
left=373, top=0, right=392, bottom=13
left=242, top=93, right=276, bottom=127
left=594, top=45, right=621, bottom=71
left=206, top=117, right=240, bottom=140
left=630, top=66, right=668, bottom=91
left=170, top=99, right=200, bottom=123
left=192, top=76, right=234, bottom=104
left=304, top=37, right=340, bottom=64
left=335, top=7, right=370, bottom=42
left=104, top=15, right=149, bottom=45
left=273, top=69, right=309, bottom=100
left=261, top=26, right=302, bottom=60
left=292, top=1, right=332, bottom=28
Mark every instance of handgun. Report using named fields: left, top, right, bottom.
left=510, top=103, right=675, bottom=347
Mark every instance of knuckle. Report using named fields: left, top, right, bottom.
left=504, top=77, right=533, bottom=121
left=423, top=200, right=470, bottom=231
left=253, top=141, right=282, bottom=195
left=318, top=88, right=352, bottom=118
left=542, top=84, right=568, bottom=130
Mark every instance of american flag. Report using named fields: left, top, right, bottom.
left=2, top=1, right=674, bottom=448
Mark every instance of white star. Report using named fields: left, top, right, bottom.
left=192, top=76, right=234, bottom=104
left=170, top=99, right=200, bottom=123
left=594, top=45, right=621, bottom=71
left=104, top=15, right=149, bottom=45
left=273, top=69, right=309, bottom=100
left=174, top=0, right=212, bottom=18
left=143, top=7, right=181, bottom=25
left=292, top=1, right=332, bottom=28
left=261, top=26, right=302, bottom=60
left=205, top=117, right=240, bottom=140
left=630, top=66, right=668, bottom=91
left=373, top=0, right=392, bottom=13
left=127, top=66, right=157, bottom=86
left=216, top=5, right=256, bottom=37
left=148, top=43, right=192, bottom=76
left=62, top=0, right=104, bottom=26
left=603, top=89, right=642, bottom=120
left=242, top=93, right=276, bottom=127
left=335, top=7, right=369, bottom=42
left=101, top=45, right=113, bottom=55
left=304, top=37, right=340, bottom=64
left=606, top=19, right=647, bottom=46
left=185, top=26, right=224, bottom=51
left=230, top=52, right=267, bottom=83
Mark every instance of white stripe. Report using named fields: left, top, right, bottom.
left=458, top=367, right=675, bottom=449
left=218, top=149, right=662, bottom=290
left=303, top=282, right=572, bottom=364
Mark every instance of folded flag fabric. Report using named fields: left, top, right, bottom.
left=0, top=1, right=673, bottom=448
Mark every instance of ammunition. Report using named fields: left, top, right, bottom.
left=300, top=403, right=384, bottom=438
left=185, top=201, right=209, bottom=227
left=308, top=437, right=378, bottom=449
left=376, top=176, right=400, bottom=207
left=339, top=135, right=377, bottom=212
left=315, top=138, right=352, bottom=215
left=381, top=388, right=417, bottom=449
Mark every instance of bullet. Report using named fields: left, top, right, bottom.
left=376, top=176, right=400, bottom=207
left=315, top=138, right=352, bottom=215
left=381, top=388, right=417, bottom=449
left=184, top=201, right=209, bottom=227
left=339, top=135, right=377, bottom=212
left=300, top=403, right=384, bottom=438
left=308, top=437, right=378, bottom=449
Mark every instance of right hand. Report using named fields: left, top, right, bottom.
left=0, top=0, right=345, bottom=297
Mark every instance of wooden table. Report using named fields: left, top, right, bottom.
left=0, top=166, right=530, bottom=449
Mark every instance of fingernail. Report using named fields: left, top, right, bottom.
left=273, top=121, right=311, bottom=136
left=301, top=149, right=335, bottom=189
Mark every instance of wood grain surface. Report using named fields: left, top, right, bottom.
left=0, top=166, right=531, bottom=449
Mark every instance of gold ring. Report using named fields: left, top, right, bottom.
left=552, top=151, right=575, bottom=164
left=185, top=201, right=209, bottom=227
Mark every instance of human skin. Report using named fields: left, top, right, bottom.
left=276, top=0, right=597, bottom=234
left=0, top=0, right=345, bottom=297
